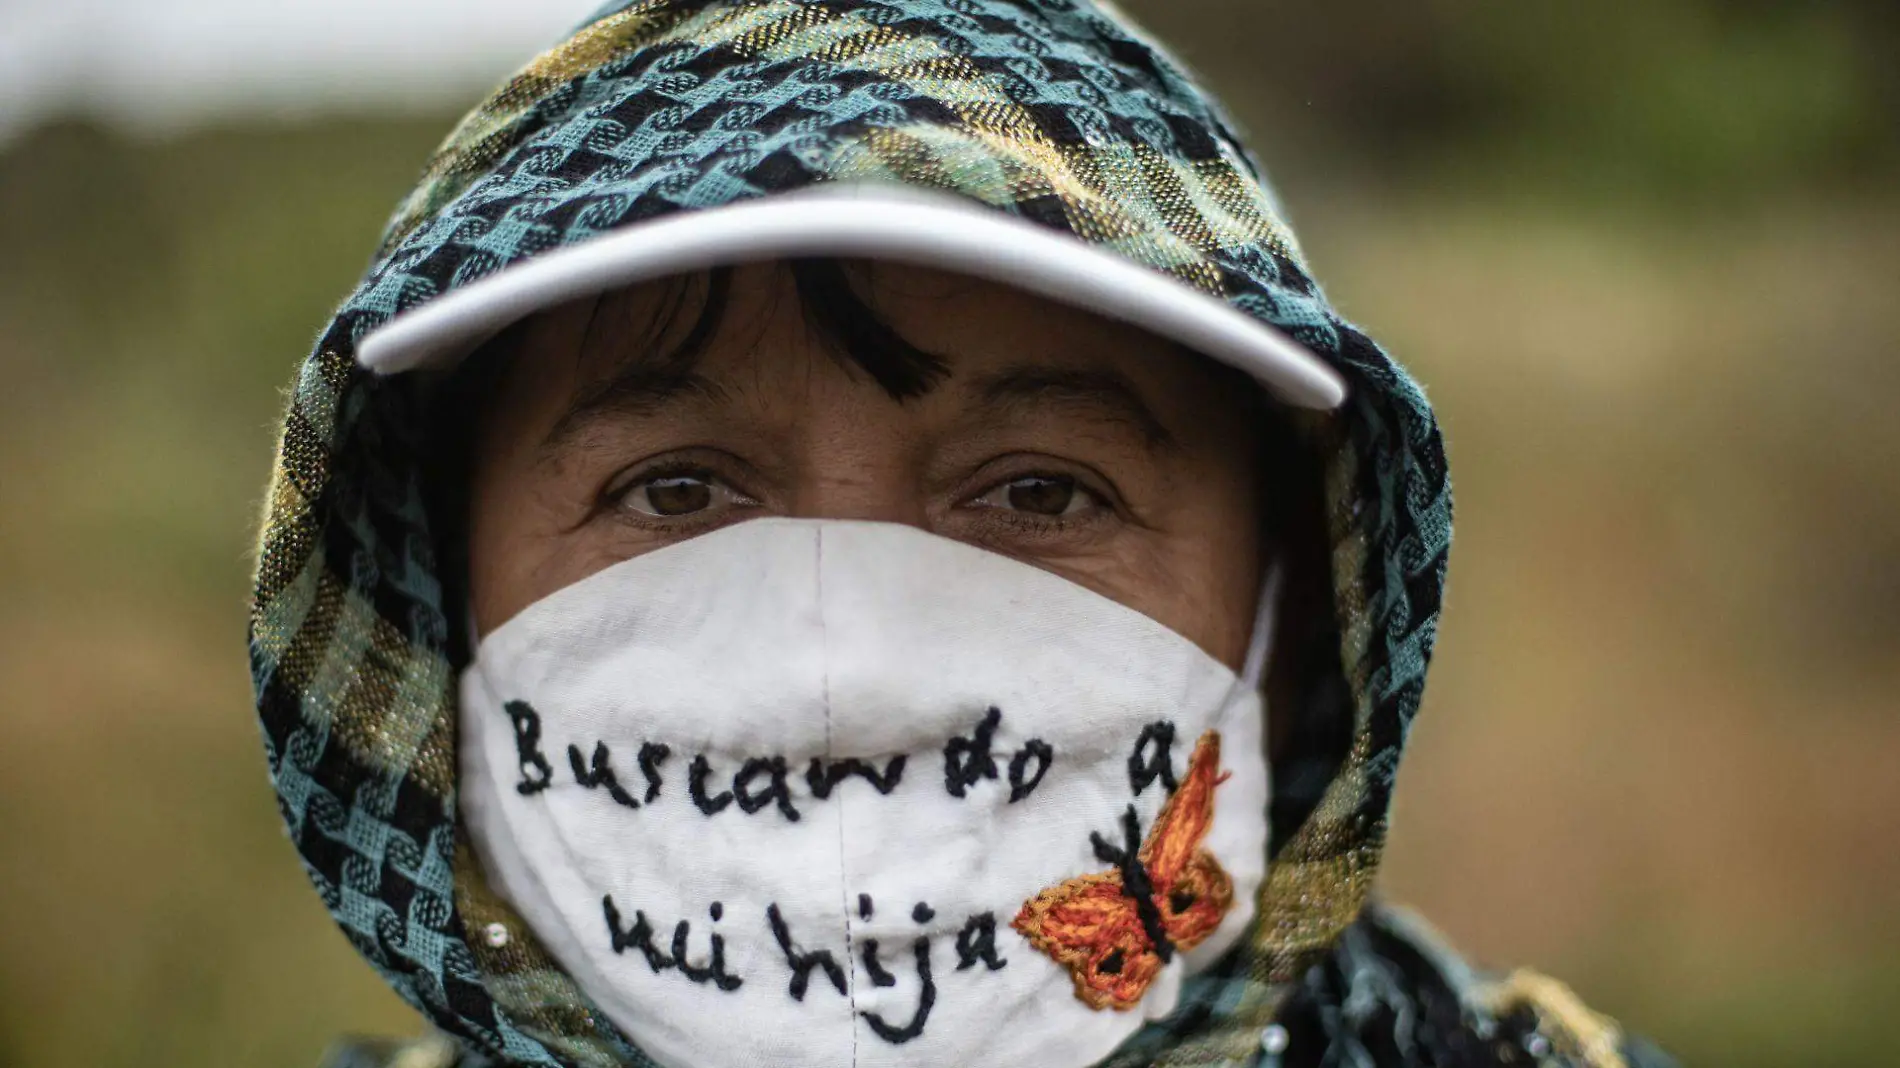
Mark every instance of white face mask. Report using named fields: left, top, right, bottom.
left=461, top=519, right=1274, bottom=1068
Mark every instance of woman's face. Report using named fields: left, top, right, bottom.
left=465, top=261, right=1271, bottom=671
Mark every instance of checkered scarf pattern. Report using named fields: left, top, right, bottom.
left=250, top=1, right=1466, bottom=1065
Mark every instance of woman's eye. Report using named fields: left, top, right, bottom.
left=619, top=472, right=751, bottom=518
left=973, top=474, right=1094, bottom=517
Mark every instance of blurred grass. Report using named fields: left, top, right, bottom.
left=1, top=3, right=1897, bottom=1063
left=0, top=118, right=447, bottom=1068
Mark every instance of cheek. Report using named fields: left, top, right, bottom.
left=466, top=491, right=537, bottom=639
left=1097, top=457, right=1266, bottom=672
left=1045, top=526, right=1262, bottom=675
left=1184, top=540, right=1265, bottom=674
left=1142, top=535, right=1262, bottom=674
left=1156, top=479, right=1268, bottom=671
left=467, top=461, right=601, bottom=637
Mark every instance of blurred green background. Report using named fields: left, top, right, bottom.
left=1, top=1, right=1895, bottom=1065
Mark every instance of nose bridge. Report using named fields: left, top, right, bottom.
left=789, top=469, right=928, bottom=526
left=783, top=419, right=931, bottom=527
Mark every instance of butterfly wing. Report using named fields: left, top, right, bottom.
left=1140, top=730, right=1224, bottom=884
left=1140, top=730, right=1235, bottom=952
left=1012, top=870, right=1167, bottom=1010
left=1155, top=850, right=1233, bottom=950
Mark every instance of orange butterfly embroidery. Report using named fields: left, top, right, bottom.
left=1012, top=729, right=1234, bottom=1011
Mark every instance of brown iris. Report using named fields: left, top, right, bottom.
left=1005, top=475, right=1077, bottom=515
left=643, top=476, right=713, bottom=515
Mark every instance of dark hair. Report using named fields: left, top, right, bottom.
left=562, top=259, right=953, bottom=407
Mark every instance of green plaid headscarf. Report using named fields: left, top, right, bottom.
left=250, top=2, right=1665, bottom=1066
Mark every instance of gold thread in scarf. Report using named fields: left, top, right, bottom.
left=453, top=836, right=630, bottom=1068
left=1478, top=970, right=1630, bottom=1068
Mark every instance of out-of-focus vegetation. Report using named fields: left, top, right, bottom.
left=0, top=1, right=1894, bottom=1066
left=1140, top=0, right=1899, bottom=201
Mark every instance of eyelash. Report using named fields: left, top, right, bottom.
left=602, top=458, right=756, bottom=523
left=596, top=454, right=1123, bottom=538
left=958, top=463, right=1120, bottom=532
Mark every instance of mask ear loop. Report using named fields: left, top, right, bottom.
left=1239, top=556, right=1284, bottom=692
left=465, top=606, right=484, bottom=660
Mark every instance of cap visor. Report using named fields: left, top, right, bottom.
left=356, top=183, right=1347, bottom=411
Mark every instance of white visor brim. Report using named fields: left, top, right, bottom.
left=356, top=183, right=1348, bottom=411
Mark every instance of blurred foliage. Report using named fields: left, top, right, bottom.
left=0, top=117, right=454, bottom=1068
left=1, top=1, right=1897, bottom=1066
left=1125, top=0, right=1899, bottom=199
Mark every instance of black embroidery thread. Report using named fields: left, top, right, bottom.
left=603, top=896, right=743, bottom=991
left=767, top=903, right=847, bottom=1001
left=602, top=895, right=674, bottom=973
left=1129, top=721, right=1178, bottom=796
left=637, top=741, right=671, bottom=803
left=944, top=706, right=1002, bottom=797
left=860, top=935, right=936, bottom=1044
left=1090, top=803, right=1175, bottom=962
left=1007, top=739, right=1054, bottom=802
left=806, top=755, right=908, bottom=799
left=954, top=912, right=1008, bottom=971
left=568, top=742, right=640, bottom=809
left=733, top=756, right=802, bottom=822
left=861, top=939, right=898, bottom=987
left=689, top=755, right=735, bottom=815
left=504, top=700, right=554, bottom=795
left=672, top=917, right=744, bottom=991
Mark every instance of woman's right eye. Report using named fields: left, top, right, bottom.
left=617, top=471, right=756, bottom=518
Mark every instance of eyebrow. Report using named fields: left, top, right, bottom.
left=536, top=314, right=1181, bottom=456
left=968, top=364, right=1179, bottom=451
left=540, top=358, right=729, bottom=453
left=538, top=280, right=731, bottom=454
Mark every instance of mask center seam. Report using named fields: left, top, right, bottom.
left=816, top=527, right=861, bottom=1068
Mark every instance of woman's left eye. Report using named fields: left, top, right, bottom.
left=969, top=474, right=1098, bottom=517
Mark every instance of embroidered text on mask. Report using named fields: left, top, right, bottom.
left=507, top=701, right=1058, bottom=816
left=504, top=702, right=1196, bottom=1041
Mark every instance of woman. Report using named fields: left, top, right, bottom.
left=249, top=2, right=1672, bottom=1066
